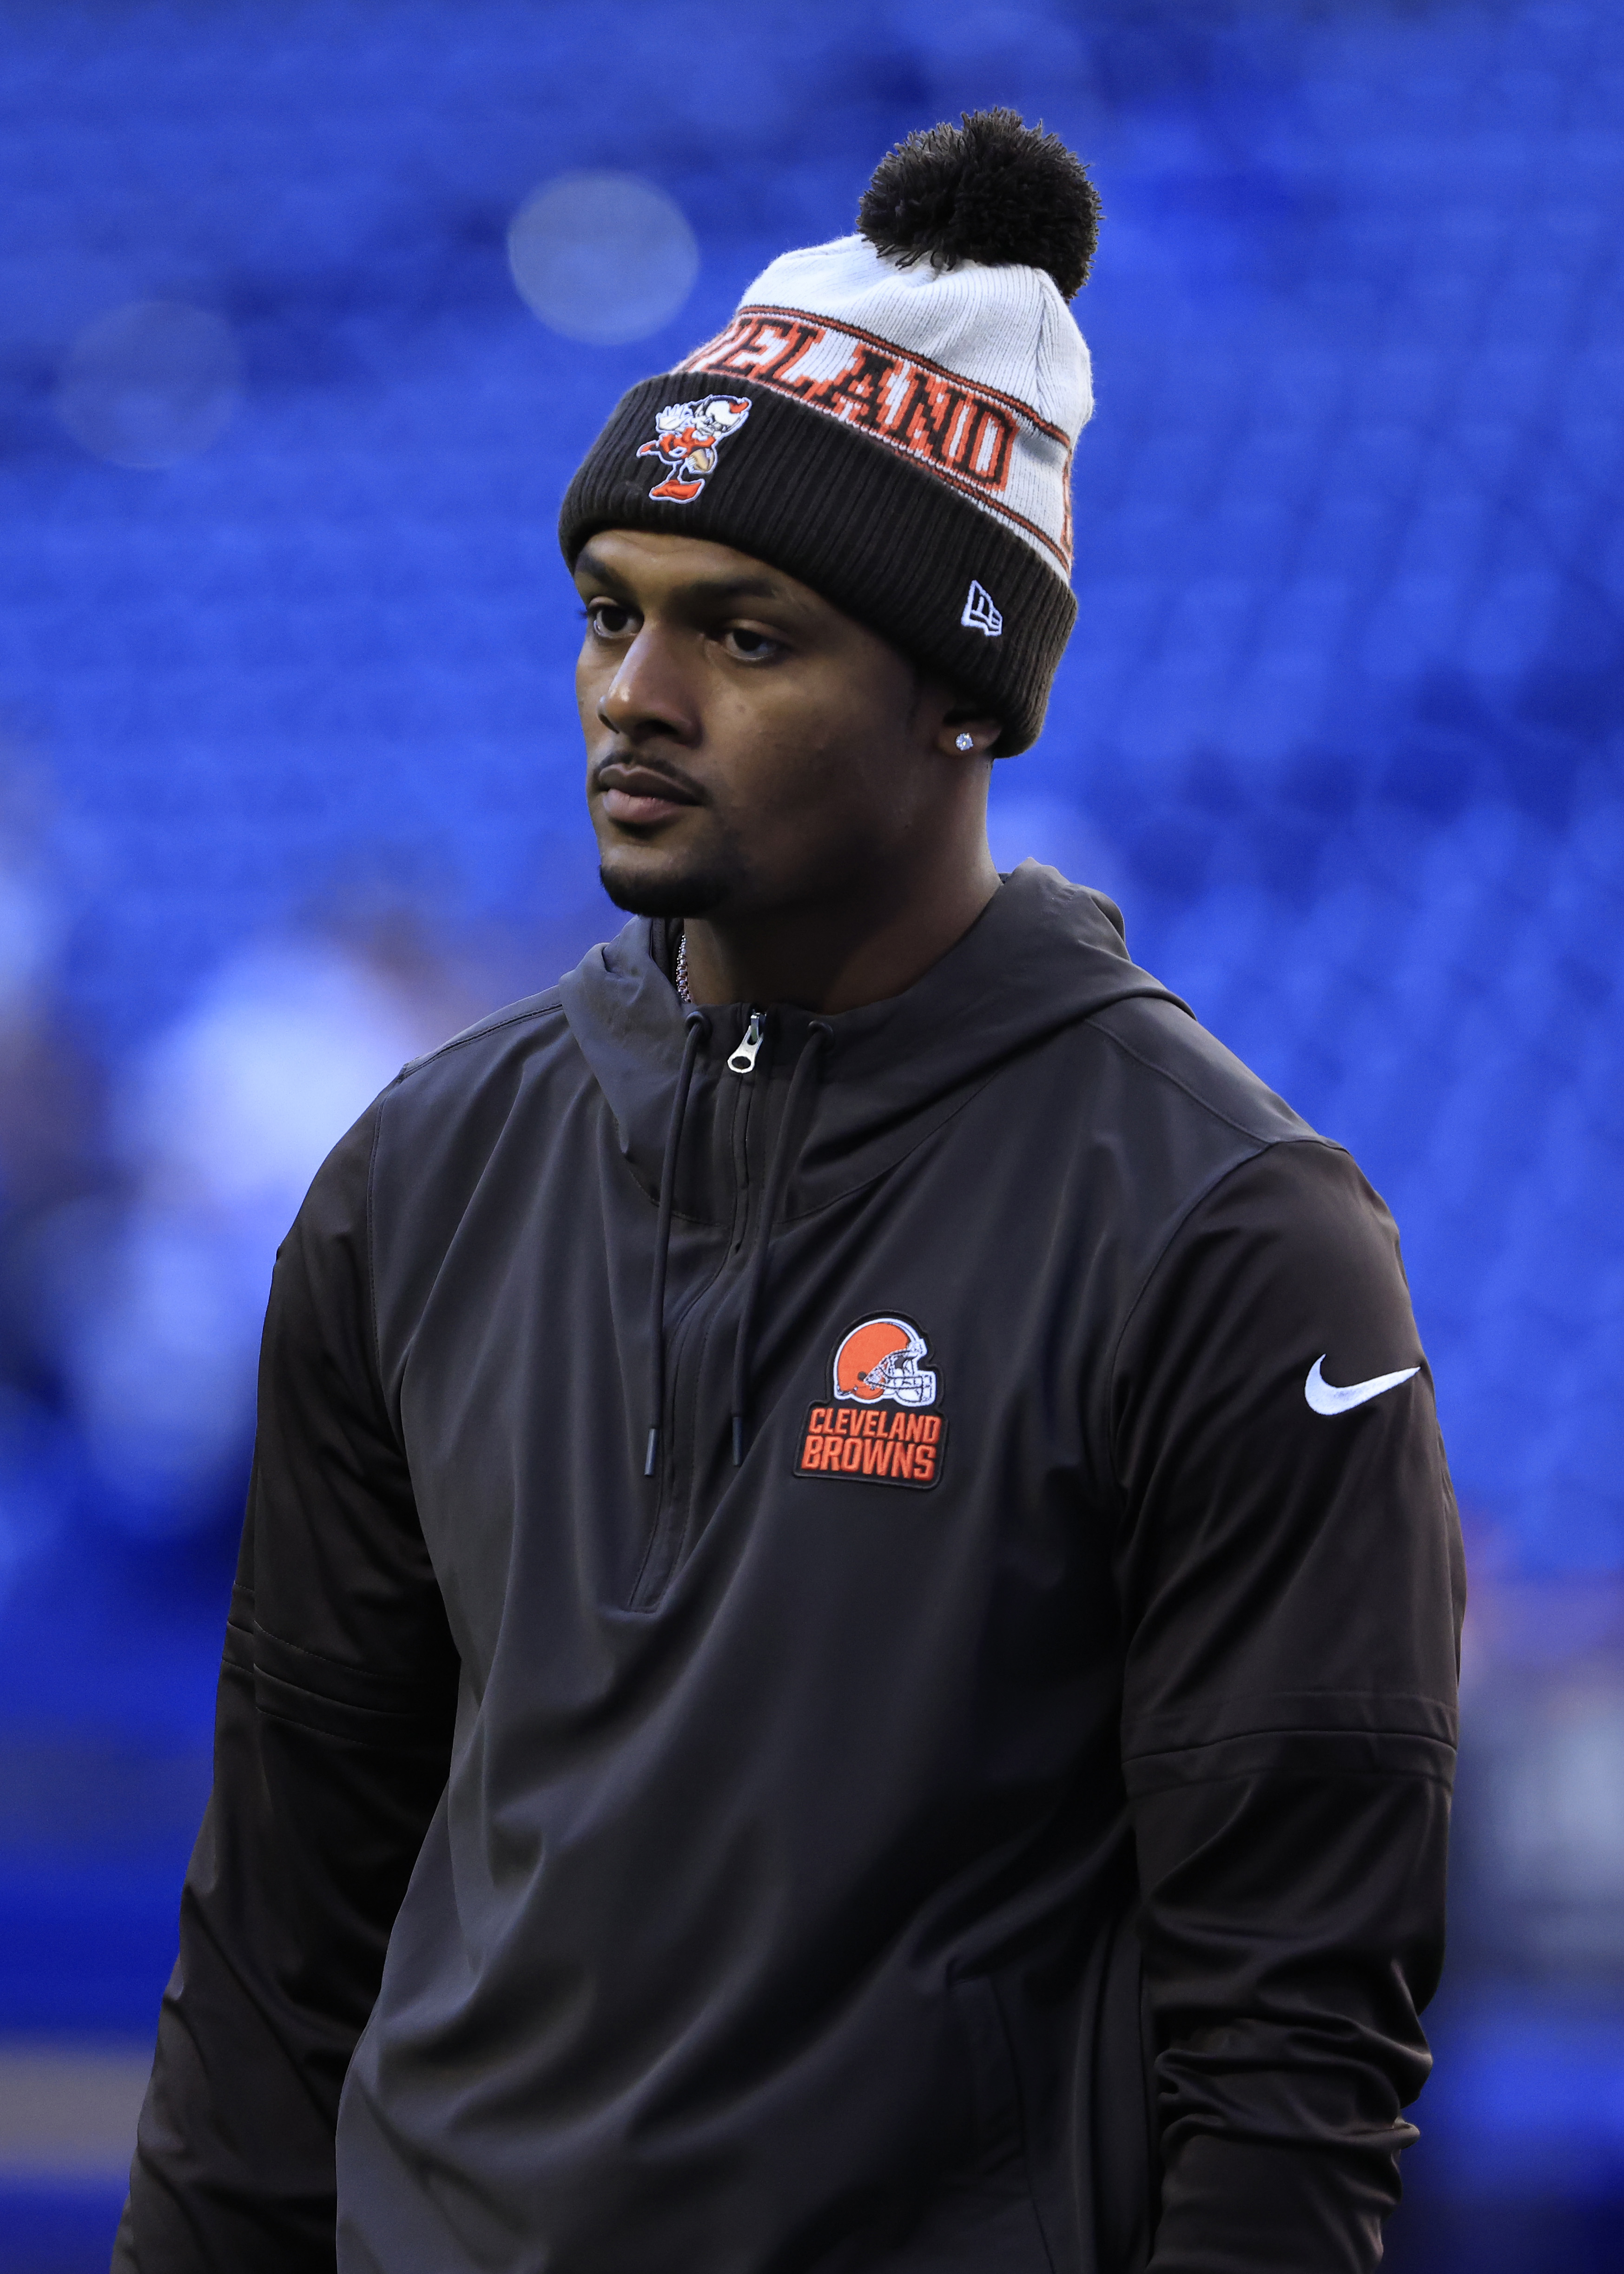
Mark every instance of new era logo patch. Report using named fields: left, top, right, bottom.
left=961, top=580, right=1003, bottom=638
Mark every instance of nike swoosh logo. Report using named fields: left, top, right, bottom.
left=1305, top=1355, right=1419, bottom=1416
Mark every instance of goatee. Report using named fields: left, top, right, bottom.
left=598, top=857, right=733, bottom=921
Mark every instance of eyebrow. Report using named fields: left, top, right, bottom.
left=574, top=549, right=792, bottom=611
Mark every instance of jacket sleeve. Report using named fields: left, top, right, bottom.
left=113, top=1098, right=460, bottom=2274
left=1111, top=1138, right=1465, bottom=2274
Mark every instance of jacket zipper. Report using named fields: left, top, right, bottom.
left=728, top=1010, right=766, bottom=1074
left=633, top=1007, right=766, bottom=1609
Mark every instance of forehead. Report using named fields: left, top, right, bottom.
left=574, top=528, right=810, bottom=608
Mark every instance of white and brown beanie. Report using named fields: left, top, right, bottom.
left=559, top=111, right=1100, bottom=754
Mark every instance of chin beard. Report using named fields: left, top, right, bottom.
left=598, top=854, right=735, bottom=921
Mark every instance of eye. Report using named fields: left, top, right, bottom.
left=721, top=625, right=785, bottom=663
left=585, top=599, right=636, bottom=639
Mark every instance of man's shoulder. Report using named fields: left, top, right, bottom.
left=385, top=985, right=577, bottom=1113
left=1066, top=993, right=1408, bottom=1323
left=361, top=984, right=590, bottom=1197
left=403, top=985, right=571, bottom=1076
left=347, top=983, right=597, bottom=1305
left=1077, top=989, right=1319, bottom=1156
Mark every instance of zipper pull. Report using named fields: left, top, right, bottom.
left=728, top=1010, right=766, bottom=1075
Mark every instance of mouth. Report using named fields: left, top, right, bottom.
left=593, top=758, right=703, bottom=830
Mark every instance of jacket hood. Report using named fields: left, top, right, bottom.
left=558, top=861, right=1188, bottom=1223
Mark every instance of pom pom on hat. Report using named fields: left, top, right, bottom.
left=857, top=107, right=1101, bottom=300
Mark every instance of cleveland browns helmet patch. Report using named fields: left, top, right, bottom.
left=795, top=1314, right=946, bottom=1490
left=635, top=393, right=752, bottom=502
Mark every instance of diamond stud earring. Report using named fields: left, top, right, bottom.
left=955, top=732, right=975, bottom=751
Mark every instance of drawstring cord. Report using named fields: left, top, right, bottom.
left=730, top=1020, right=831, bottom=1466
left=645, top=1007, right=711, bottom=1479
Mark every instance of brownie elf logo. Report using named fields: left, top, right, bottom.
left=634, top=393, right=752, bottom=503
left=794, top=1315, right=946, bottom=1490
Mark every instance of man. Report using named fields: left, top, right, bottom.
left=117, top=111, right=1463, bottom=2274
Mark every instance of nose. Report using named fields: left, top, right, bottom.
left=597, top=624, right=698, bottom=746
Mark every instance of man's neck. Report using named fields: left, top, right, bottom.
left=679, top=847, right=1001, bottom=1016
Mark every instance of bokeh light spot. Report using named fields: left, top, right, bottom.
left=54, top=299, right=242, bottom=470
left=507, top=172, right=699, bottom=346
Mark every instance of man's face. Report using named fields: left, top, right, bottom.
left=574, top=529, right=980, bottom=921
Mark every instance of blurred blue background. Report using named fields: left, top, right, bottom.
left=0, top=1, right=1618, bottom=2266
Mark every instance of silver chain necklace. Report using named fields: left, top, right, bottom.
left=675, top=928, right=693, bottom=1006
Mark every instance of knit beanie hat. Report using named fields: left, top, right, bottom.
left=558, top=111, right=1100, bottom=754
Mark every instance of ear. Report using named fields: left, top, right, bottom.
left=933, top=702, right=1003, bottom=761
left=908, top=668, right=1002, bottom=760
